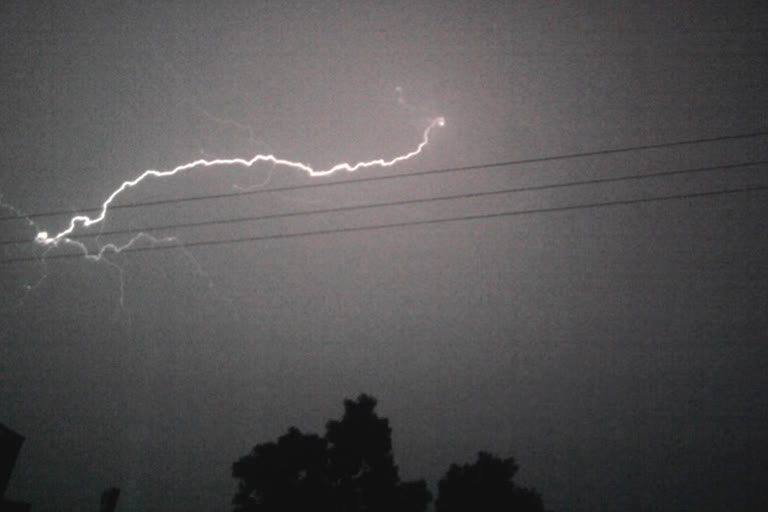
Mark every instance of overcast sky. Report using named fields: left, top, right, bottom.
left=1, top=2, right=767, bottom=511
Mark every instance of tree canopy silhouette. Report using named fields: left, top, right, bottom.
left=435, top=452, right=545, bottom=512
left=231, top=427, right=330, bottom=511
left=232, top=394, right=431, bottom=512
left=233, top=395, right=548, bottom=511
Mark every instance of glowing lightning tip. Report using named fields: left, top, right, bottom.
left=437, top=117, right=445, bottom=127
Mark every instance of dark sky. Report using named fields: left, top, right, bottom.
left=1, top=1, right=767, bottom=511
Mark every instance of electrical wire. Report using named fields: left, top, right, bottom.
left=2, top=183, right=765, bottom=265
left=1, top=129, right=766, bottom=222
left=0, top=159, right=764, bottom=247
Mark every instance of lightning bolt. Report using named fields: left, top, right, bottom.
left=34, top=116, right=445, bottom=260
left=0, top=193, right=50, bottom=306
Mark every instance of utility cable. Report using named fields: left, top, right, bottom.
left=0, top=159, right=764, bottom=247
left=2, top=183, right=765, bottom=265
left=1, top=129, right=766, bottom=222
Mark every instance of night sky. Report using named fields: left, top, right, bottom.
left=1, top=2, right=767, bottom=511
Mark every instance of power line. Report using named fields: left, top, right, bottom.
left=3, top=184, right=765, bottom=265
left=1, top=159, right=764, bottom=247
left=1, top=129, right=766, bottom=222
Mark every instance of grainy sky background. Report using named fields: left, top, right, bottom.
left=1, top=1, right=767, bottom=511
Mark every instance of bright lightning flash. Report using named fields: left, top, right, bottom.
left=34, top=116, right=446, bottom=260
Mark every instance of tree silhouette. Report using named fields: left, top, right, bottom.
left=232, top=427, right=330, bottom=511
left=232, top=394, right=431, bottom=512
left=435, top=452, right=545, bottom=512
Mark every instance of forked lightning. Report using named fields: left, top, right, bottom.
left=34, top=116, right=445, bottom=260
